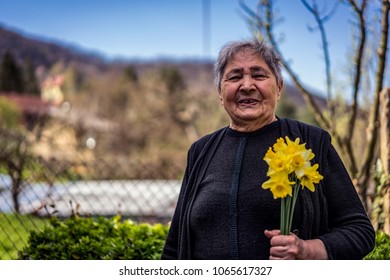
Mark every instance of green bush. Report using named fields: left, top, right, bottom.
left=18, top=216, right=169, bottom=260
left=364, top=231, right=390, bottom=260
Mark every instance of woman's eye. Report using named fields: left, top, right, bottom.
left=253, top=74, right=266, bottom=79
left=228, top=76, right=241, bottom=81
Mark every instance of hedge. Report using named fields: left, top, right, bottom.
left=18, top=216, right=169, bottom=260
left=364, top=231, right=390, bottom=260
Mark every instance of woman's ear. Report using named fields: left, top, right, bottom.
left=218, top=92, right=224, bottom=106
left=277, top=79, right=284, bottom=100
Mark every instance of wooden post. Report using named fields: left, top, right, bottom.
left=380, top=87, right=390, bottom=234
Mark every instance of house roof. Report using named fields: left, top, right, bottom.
left=0, top=92, right=50, bottom=115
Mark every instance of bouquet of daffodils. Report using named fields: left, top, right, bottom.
left=262, top=136, right=323, bottom=235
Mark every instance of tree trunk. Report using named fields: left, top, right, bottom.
left=11, top=179, right=21, bottom=213
left=357, top=0, right=389, bottom=212
left=380, top=88, right=390, bottom=234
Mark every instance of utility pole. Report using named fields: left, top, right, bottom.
left=202, top=0, right=211, bottom=58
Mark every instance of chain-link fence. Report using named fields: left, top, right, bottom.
left=0, top=130, right=182, bottom=259
left=0, top=175, right=180, bottom=221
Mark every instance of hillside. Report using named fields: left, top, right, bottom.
left=0, top=25, right=108, bottom=69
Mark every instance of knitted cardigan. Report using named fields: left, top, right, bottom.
left=161, top=118, right=375, bottom=260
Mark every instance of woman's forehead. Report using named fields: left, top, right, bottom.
left=225, top=50, right=268, bottom=71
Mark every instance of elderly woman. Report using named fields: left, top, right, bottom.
left=161, top=39, right=375, bottom=260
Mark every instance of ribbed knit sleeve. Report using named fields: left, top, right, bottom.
left=161, top=131, right=218, bottom=259
left=318, top=145, right=376, bottom=259
left=160, top=154, right=190, bottom=259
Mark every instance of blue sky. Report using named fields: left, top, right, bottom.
left=0, top=0, right=381, bottom=94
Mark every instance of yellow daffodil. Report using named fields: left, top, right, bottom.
left=265, top=151, right=293, bottom=175
left=261, top=136, right=323, bottom=235
left=272, top=137, right=288, bottom=152
left=299, top=163, right=323, bottom=192
left=292, top=150, right=315, bottom=178
left=262, top=172, right=294, bottom=199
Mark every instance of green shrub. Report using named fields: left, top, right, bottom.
left=364, top=231, right=390, bottom=260
left=0, top=96, right=22, bottom=129
left=18, top=216, right=169, bottom=260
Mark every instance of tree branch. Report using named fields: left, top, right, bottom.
left=301, top=0, right=335, bottom=129
left=341, top=0, right=368, bottom=177
left=358, top=0, right=390, bottom=202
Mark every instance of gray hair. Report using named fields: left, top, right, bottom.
left=213, top=38, right=283, bottom=92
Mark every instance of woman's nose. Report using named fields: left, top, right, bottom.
left=240, top=75, right=255, bottom=92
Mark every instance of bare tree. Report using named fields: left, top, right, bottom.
left=240, top=0, right=389, bottom=214
left=0, top=129, right=30, bottom=213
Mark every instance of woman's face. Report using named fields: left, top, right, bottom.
left=219, top=49, right=283, bottom=132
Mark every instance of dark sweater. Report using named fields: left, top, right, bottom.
left=162, top=118, right=375, bottom=260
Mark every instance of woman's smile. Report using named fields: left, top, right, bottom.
left=237, top=98, right=262, bottom=105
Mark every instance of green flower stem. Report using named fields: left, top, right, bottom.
left=280, top=195, right=292, bottom=235
left=280, top=176, right=300, bottom=236
left=288, top=182, right=300, bottom=234
left=280, top=198, right=286, bottom=235
left=284, top=197, right=290, bottom=235
left=285, top=197, right=290, bottom=234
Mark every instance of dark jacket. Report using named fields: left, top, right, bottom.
left=162, top=118, right=375, bottom=259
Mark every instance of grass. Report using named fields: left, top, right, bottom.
left=0, top=213, right=49, bottom=260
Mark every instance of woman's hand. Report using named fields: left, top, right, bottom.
left=264, top=229, right=328, bottom=260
